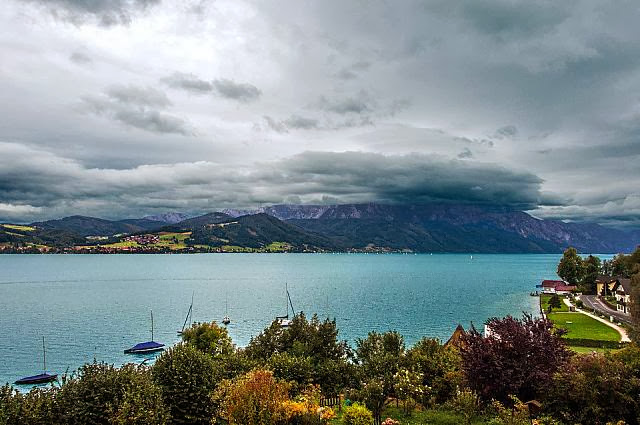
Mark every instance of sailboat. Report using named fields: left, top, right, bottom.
left=276, top=283, right=295, bottom=328
left=177, top=292, right=194, bottom=335
left=125, top=310, right=165, bottom=354
left=222, top=295, right=230, bottom=325
left=15, top=337, right=57, bottom=385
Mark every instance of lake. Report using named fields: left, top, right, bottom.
left=0, top=253, right=588, bottom=385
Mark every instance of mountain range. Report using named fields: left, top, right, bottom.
left=1, top=203, right=638, bottom=253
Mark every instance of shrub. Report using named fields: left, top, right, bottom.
left=0, top=384, right=60, bottom=424
left=342, top=403, right=374, bottom=425
left=57, top=362, right=168, bottom=425
left=489, top=396, right=530, bottom=425
left=543, top=352, right=640, bottom=424
left=449, top=388, right=482, bottom=425
left=152, top=344, right=219, bottom=425
left=216, top=369, right=289, bottom=425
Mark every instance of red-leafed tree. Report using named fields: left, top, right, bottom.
left=459, top=314, right=571, bottom=403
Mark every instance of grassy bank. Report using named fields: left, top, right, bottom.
left=540, top=294, right=569, bottom=312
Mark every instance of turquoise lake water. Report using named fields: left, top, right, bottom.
left=0, top=253, right=598, bottom=386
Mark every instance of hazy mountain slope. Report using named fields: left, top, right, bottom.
left=143, top=212, right=192, bottom=224
left=175, top=212, right=233, bottom=229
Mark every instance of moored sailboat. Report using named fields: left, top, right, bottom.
left=15, top=337, right=57, bottom=385
left=125, top=311, right=165, bottom=354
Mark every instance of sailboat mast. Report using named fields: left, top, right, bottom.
left=285, top=282, right=289, bottom=317
left=151, top=310, right=154, bottom=341
left=42, top=336, right=46, bottom=373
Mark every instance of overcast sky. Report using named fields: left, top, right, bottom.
left=1, top=0, right=639, bottom=227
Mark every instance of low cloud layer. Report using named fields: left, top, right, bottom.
left=0, top=142, right=552, bottom=221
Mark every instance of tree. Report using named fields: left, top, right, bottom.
left=245, top=313, right=354, bottom=394
left=557, top=247, right=584, bottom=285
left=355, top=331, right=405, bottom=400
left=460, top=314, right=571, bottom=403
left=405, top=338, right=461, bottom=404
left=152, top=344, right=220, bottom=425
left=580, top=255, right=601, bottom=294
left=180, top=321, right=233, bottom=357
left=393, top=368, right=425, bottom=415
left=548, top=294, right=562, bottom=312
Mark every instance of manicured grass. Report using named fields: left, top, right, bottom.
left=1, top=224, right=36, bottom=231
left=548, top=312, right=621, bottom=342
left=540, top=294, right=569, bottom=312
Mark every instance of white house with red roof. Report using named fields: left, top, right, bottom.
left=541, top=279, right=577, bottom=294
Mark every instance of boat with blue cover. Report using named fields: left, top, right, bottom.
left=124, top=341, right=165, bottom=354
left=15, top=337, right=57, bottom=385
left=125, top=310, right=165, bottom=354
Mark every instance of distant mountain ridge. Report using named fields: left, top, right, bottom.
left=3, top=203, right=637, bottom=253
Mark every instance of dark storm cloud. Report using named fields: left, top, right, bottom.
left=0, top=143, right=551, bottom=221
left=23, top=0, right=161, bottom=26
left=212, top=79, right=261, bottom=102
left=80, top=85, right=191, bottom=135
left=270, top=151, right=547, bottom=209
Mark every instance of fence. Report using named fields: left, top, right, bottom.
left=320, top=395, right=342, bottom=412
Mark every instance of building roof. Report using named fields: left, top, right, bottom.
left=555, top=285, right=577, bottom=292
left=541, top=280, right=566, bottom=287
left=615, top=278, right=632, bottom=294
left=444, top=324, right=466, bottom=348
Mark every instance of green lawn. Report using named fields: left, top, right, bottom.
left=540, top=294, right=569, bottom=312
left=548, top=312, right=621, bottom=342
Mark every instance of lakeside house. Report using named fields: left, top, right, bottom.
left=613, top=278, right=633, bottom=315
left=541, top=280, right=576, bottom=294
left=596, top=275, right=622, bottom=296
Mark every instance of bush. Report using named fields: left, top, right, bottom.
left=215, top=369, right=290, bottom=425
left=0, top=384, right=60, bottom=424
left=152, top=344, right=219, bottom=424
left=342, top=403, right=374, bottom=425
left=57, top=362, right=168, bottom=425
left=449, top=388, right=482, bottom=425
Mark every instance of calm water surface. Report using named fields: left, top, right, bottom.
left=0, top=253, right=589, bottom=385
